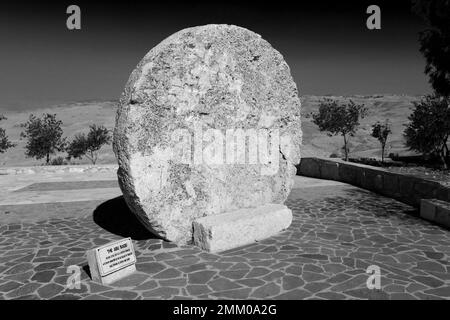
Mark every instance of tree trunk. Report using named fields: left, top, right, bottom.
left=343, top=134, right=349, bottom=161
left=381, top=143, right=385, bottom=163
left=440, top=152, right=448, bottom=170
left=438, top=141, right=448, bottom=170
left=46, top=153, right=50, bottom=164
left=91, top=151, right=96, bottom=165
left=444, top=141, right=449, bottom=169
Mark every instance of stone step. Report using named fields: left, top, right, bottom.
left=192, top=204, right=292, bottom=253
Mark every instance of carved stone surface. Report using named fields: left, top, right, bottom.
left=113, top=24, right=302, bottom=244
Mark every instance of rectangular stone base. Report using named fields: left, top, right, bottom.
left=192, top=203, right=292, bottom=253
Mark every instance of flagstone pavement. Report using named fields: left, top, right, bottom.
left=0, top=173, right=449, bottom=300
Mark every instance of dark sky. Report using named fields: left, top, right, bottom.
left=0, top=0, right=431, bottom=111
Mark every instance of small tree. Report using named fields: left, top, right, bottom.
left=67, top=125, right=111, bottom=164
left=312, top=99, right=367, bottom=161
left=404, top=95, right=450, bottom=169
left=0, top=115, right=15, bottom=153
left=371, top=120, right=392, bottom=162
left=20, top=113, right=66, bottom=164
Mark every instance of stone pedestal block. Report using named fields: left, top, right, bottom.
left=192, top=204, right=292, bottom=253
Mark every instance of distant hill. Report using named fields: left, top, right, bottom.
left=0, top=95, right=420, bottom=167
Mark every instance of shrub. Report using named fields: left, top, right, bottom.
left=49, top=156, right=69, bottom=166
left=329, top=153, right=340, bottom=158
left=404, top=95, right=450, bottom=169
left=67, top=125, right=111, bottom=164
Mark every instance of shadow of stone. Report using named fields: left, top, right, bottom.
left=82, top=264, right=91, bottom=279
left=93, top=196, right=160, bottom=240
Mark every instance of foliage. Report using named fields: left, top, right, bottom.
left=412, top=0, right=450, bottom=96
left=312, top=99, right=367, bottom=161
left=404, top=95, right=450, bottom=169
left=49, top=156, right=69, bottom=166
left=329, top=152, right=340, bottom=158
left=20, top=113, right=66, bottom=164
left=66, top=124, right=111, bottom=164
left=0, top=115, right=15, bottom=153
left=371, top=120, right=392, bottom=162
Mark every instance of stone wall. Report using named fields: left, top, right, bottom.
left=0, top=164, right=118, bottom=175
left=297, top=157, right=450, bottom=208
left=420, top=199, right=450, bottom=228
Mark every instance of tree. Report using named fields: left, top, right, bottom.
left=404, top=95, right=450, bottom=169
left=67, top=124, right=111, bottom=164
left=312, top=99, right=367, bottom=161
left=20, top=113, right=66, bottom=164
left=412, top=0, right=450, bottom=97
left=0, top=115, right=15, bottom=153
left=371, top=120, right=392, bottom=162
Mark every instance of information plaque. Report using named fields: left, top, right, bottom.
left=87, top=237, right=137, bottom=285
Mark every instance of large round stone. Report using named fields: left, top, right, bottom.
left=113, top=24, right=302, bottom=244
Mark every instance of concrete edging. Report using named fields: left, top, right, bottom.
left=0, top=164, right=118, bottom=175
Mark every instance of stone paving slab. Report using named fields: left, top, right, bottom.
left=0, top=181, right=449, bottom=300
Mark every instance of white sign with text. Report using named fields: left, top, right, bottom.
left=87, top=237, right=137, bottom=285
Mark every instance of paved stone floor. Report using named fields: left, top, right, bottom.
left=0, top=175, right=449, bottom=300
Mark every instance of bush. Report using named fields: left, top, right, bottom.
left=404, top=95, right=450, bottom=169
left=49, top=156, right=69, bottom=166
left=329, top=153, right=340, bottom=158
left=67, top=125, right=111, bottom=164
left=348, top=157, right=404, bottom=168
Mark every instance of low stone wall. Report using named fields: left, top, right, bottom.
left=297, top=157, right=450, bottom=208
left=0, top=164, right=118, bottom=175
left=420, top=199, right=450, bottom=228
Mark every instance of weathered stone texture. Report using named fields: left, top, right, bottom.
left=193, top=204, right=292, bottom=253
left=114, top=24, right=301, bottom=244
